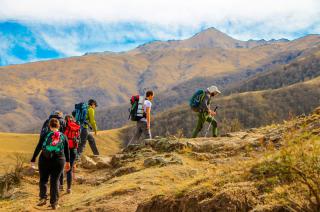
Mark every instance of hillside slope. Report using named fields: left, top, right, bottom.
left=121, top=75, right=320, bottom=140
left=1, top=107, right=319, bottom=211
left=0, top=129, right=122, bottom=174
left=0, top=29, right=319, bottom=132
left=94, top=42, right=320, bottom=131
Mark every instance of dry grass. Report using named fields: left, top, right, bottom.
left=0, top=129, right=121, bottom=174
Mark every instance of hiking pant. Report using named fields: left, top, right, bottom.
left=59, top=149, right=77, bottom=190
left=38, top=152, right=65, bottom=205
left=129, top=121, right=151, bottom=145
left=192, top=112, right=218, bottom=138
left=78, top=128, right=99, bottom=156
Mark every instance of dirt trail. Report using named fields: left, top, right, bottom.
left=0, top=107, right=319, bottom=211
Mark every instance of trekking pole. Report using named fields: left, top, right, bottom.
left=204, top=122, right=212, bottom=138
left=204, top=106, right=218, bottom=138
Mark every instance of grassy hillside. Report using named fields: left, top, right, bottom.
left=0, top=106, right=319, bottom=211
left=0, top=30, right=319, bottom=132
left=230, top=47, right=320, bottom=93
left=95, top=44, right=320, bottom=131
left=0, top=129, right=122, bottom=174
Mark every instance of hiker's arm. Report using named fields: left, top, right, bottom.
left=30, top=137, right=43, bottom=162
left=146, top=107, right=151, bottom=129
left=88, top=108, right=97, bottom=133
left=201, top=95, right=211, bottom=113
left=63, top=136, right=70, bottom=171
left=63, top=136, right=70, bottom=163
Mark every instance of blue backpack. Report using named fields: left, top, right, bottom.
left=74, top=102, right=88, bottom=125
left=189, top=89, right=206, bottom=112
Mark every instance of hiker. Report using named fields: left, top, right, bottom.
left=59, top=115, right=80, bottom=194
left=40, top=111, right=66, bottom=138
left=191, top=86, right=221, bottom=138
left=30, top=118, right=70, bottom=210
left=77, top=99, right=100, bottom=156
left=31, top=110, right=66, bottom=168
left=128, top=90, right=154, bottom=145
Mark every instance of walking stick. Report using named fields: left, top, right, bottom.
left=204, top=106, right=219, bottom=138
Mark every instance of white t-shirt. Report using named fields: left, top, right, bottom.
left=141, top=100, right=152, bottom=122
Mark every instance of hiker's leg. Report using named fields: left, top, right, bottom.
left=38, top=154, right=49, bottom=200
left=141, top=121, right=151, bottom=140
left=128, top=122, right=142, bottom=145
left=49, top=158, right=65, bottom=206
left=67, top=149, right=76, bottom=189
left=78, top=128, right=88, bottom=156
left=59, top=172, right=63, bottom=190
left=207, top=116, right=218, bottom=137
left=192, top=113, right=205, bottom=138
left=87, top=133, right=99, bottom=155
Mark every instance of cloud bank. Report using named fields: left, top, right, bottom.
left=0, top=0, right=319, bottom=65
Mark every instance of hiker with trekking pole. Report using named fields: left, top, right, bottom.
left=190, top=85, right=221, bottom=138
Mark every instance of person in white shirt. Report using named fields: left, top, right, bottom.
left=129, top=90, right=154, bottom=145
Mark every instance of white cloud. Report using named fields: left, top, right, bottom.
left=0, top=0, right=319, bottom=26
left=0, top=0, right=319, bottom=65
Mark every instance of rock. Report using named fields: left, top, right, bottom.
left=144, top=157, right=166, bottom=167
left=113, top=167, right=137, bottom=177
left=80, top=155, right=97, bottom=169
left=312, top=107, right=320, bottom=115
left=90, top=156, right=111, bottom=169
left=75, top=175, right=86, bottom=184
left=145, top=138, right=187, bottom=152
left=21, top=166, right=37, bottom=176
left=189, top=152, right=214, bottom=161
left=143, top=155, right=183, bottom=168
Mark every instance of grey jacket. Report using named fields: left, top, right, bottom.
left=199, top=91, right=211, bottom=113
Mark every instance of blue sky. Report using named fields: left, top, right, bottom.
left=0, top=0, right=319, bottom=66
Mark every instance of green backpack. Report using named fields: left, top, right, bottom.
left=42, top=131, right=65, bottom=154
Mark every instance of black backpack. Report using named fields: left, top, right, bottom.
left=128, top=95, right=146, bottom=121
left=40, top=115, right=65, bottom=138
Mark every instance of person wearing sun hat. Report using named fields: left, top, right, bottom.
left=192, top=85, right=221, bottom=138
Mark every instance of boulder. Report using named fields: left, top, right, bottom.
left=90, top=156, right=112, bottom=169
left=80, top=155, right=97, bottom=169
left=143, top=155, right=183, bottom=168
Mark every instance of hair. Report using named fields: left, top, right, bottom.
left=49, top=118, right=60, bottom=129
left=65, top=115, right=73, bottom=122
left=146, top=90, right=154, bottom=97
left=88, top=99, right=98, bottom=107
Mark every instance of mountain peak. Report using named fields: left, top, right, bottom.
left=181, top=27, right=241, bottom=49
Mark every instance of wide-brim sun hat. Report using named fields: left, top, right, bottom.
left=207, top=86, right=221, bottom=95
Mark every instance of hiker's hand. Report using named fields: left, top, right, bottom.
left=65, top=162, right=71, bottom=172
left=211, top=111, right=216, bottom=116
left=31, top=162, right=36, bottom=169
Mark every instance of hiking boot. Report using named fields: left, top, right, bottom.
left=67, top=188, right=71, bottom=194
left=59, top=185, right=64, bottom=192
left=51, top=204, right=60, bottom=210
left=37, top=198, right=47, bottom=206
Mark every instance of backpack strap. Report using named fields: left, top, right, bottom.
left=199, top=91, right=206, bottom=103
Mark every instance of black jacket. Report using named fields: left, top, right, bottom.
left=40, top=115, right=66, bottom=139
left=31, top=131, right=70, bottom=163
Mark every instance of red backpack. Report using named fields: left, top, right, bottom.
left=64, top=117, right=81, bottom=149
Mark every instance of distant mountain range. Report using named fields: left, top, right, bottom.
left=0, top=27, right=319, bottom=132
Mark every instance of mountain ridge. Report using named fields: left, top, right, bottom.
left=0, top=29, right=319, bottom=132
